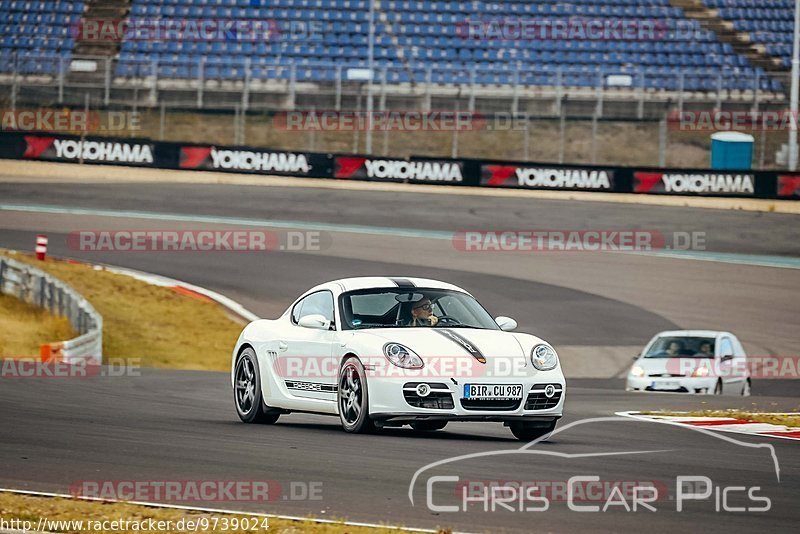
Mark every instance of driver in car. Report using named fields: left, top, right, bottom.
left=409, top=297, right=439, bottom=327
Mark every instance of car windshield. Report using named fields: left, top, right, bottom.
left=339, top=288, right=499, bottom=330
left=644, top=336, right=716, bottom=358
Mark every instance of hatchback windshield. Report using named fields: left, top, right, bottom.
left=644, top=337, right=716, bottom=358
left=339, top=288, right=499, bottom=330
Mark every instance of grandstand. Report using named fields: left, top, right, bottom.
left=0, top=0, right=794, bottom=114
left=115, top=0, right=766, bottom=92
left=706, top=0, right=795, bottom=69
left=0, top=0, right=83, bottom=75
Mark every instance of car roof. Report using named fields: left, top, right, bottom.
left=307, top=277, right=470, bottom=295
left=653, top=330, right=733, bottom=338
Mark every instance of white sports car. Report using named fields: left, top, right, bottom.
left=231, top=277, right=566, bottom=440
left=626, top=330, right=751, bottom=395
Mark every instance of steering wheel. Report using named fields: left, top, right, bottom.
left=435, top=315, right=461, bottom=326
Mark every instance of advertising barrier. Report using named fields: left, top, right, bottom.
left=480, top=162, right=617, bottom=191
left=0, top=131, right=796, bottom=199
left=177, top=144, right=332, bottom=178
left=333, top=155, right=474, bottom=185
left=1, top=132, right=158, bottom=167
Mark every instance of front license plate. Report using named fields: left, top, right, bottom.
left=650, top=381, right=679, bottom=389
left=463, top=384, right=523, bottom=400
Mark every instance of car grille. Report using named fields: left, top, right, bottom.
left=403, top=382, right=454, bottom=409
left=648, top=373, right=685, bottom=378
left=460, top=398, right=523, bottom=411
left=524, top=384, right=563, bottom=410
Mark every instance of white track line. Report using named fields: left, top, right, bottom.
left=0, top=488, right=446, bottom=533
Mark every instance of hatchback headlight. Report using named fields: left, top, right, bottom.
left=531, top=344, right=559, bottom=371
left=692, top=366, right=710, bottom=377
left=383, top=343, right=424, bottom=369
left=630, top=365, right=645, bottom=377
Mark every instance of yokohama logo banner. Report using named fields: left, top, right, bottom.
left=334, top=156, right=464, bottom=183
left=179, top=146, right=322, bottom=176
left=777, top=175, right=800, bottom=198
left=481, top=164, right=614, bottom=191
left=634, top=171, right=756, bottom=196
left=22, top=135, right=155, bottom=165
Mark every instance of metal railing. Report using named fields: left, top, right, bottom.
left=0, top=256, right=103, bottom=363
left=0, top=53, right=791, bottom=118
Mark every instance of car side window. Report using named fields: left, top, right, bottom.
left=719, top=338, right=734, bottom=357
left=292, top=291, right=334, bottom=324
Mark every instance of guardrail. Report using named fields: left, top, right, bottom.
left=0, top=256, right=103, bottom=364
left=0, top=131, right=798, bottom=199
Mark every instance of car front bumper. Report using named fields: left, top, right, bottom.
left=367, top=372, right=566, bottom=424
left=626, top=375, right=717, bottom=394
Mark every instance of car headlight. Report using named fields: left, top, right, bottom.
left=383, top=343, right=424, bottom=369
left=531, top=344, right=559, bottom=371
left=630, top=365, right=645, bottom=377
left=692, top=366, right=710, bottom=377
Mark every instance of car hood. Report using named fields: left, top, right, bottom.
left=354, top=327, right=528, bottom=360
left=635, top=357, right=711, bottom=377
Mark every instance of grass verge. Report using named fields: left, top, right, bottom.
left=0, top=250, right=243, bottom=371
left=641, top=410, right=800, bottom=427
left=0, top=492, right=436, bottom=534
left=0, top=294, right=76, bottom=358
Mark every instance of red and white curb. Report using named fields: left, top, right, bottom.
left=36, top=253, right=260, bottom=323
left=617, top=411, right=800, bottom=442
left=100, top=264, right=259, bottom=322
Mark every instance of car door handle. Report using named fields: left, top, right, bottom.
left=278, top=341, right=289, bottom=352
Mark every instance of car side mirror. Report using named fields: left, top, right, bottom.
left=633, top=354, right=640, bottom=361
left=495, top=316, right=517, bottom=332
left=298, top=314, right=331, bottom=330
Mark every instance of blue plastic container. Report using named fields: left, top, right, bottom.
left=710, top=132, right=754, bottom=170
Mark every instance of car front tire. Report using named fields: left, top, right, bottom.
left=410, top=421, right=448, bottom=432
left=234, top=348, right=280, bottom=424
left=509, top=420, right=558, bottom=442
left=338, top=356, right=376, bottom=433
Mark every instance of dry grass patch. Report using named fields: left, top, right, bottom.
left=0, top=294, right=76, bottom=357
left=1, top=250, right=243, bottom=371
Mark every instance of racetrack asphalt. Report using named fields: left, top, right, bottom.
left=0, top=179, right=798, bottom=532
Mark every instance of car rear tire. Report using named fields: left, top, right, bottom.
left=714, top=379, right=723, bottom=395
left=234, top=348, right=280, bottom=424
left=410, top=421, right=448, bottom=432
left=510, top=420, right=558, bottom=442
left=338, top=357, right=376, bottom=433
left=741, top=378, right=751, bottom=396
